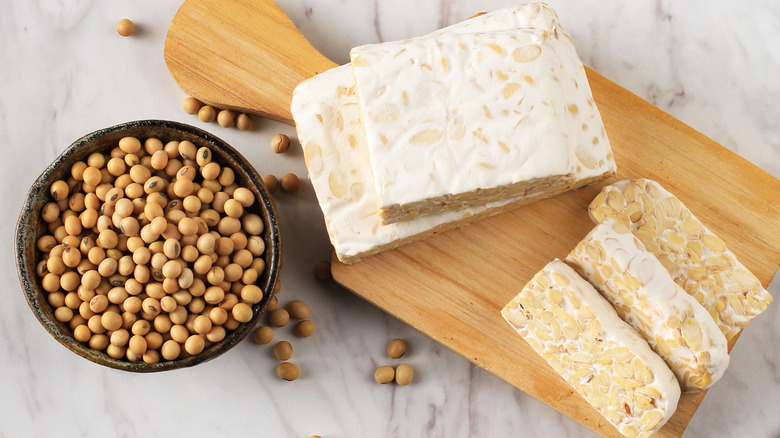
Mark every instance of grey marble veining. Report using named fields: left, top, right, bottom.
left=1, top=1, right=778, bottom=437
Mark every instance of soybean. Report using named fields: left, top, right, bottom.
left=280, top=173, right=300, bottom=193
left=182, top=97, right=201, bottom=115
left=273, top=341, right=293, bottom=361
left=217, top=110, right=235, bottom=128
left=387, top=339, right=406, bottom=359
left=395, top=364, right=414, bottom=385
left=261, top=174, right=278, bottom=193
left=268, top=309, right=289, bottom=327
left=270, top=134, right=290, bottom=154
left=236, top=114, right=253, bottom=131
left=374, top=366, right=395, bottom=384
left=116, top=19, right=135, bottom=37
left=252, top=326, right=274, bottom=345
left=294, top=320, right=315, bottom=338
left=276, top=362, right=299, bottom=381
left=198, top=106, right=217, bottom=123
left=286, top=300, right=309, bottom=319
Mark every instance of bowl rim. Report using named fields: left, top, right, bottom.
left=15, top=119, right=281, bottom=372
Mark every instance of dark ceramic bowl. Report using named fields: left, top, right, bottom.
left=15, top=120, right=281, bottom=372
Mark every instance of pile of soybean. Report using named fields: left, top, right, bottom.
left=36, top=136, right=269, bottom=364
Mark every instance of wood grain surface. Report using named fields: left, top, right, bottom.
left=164, top=0, right=337, bottom=125
left=332, top=68, right=780, bottom=437
left=163, top=0, right=780, bottom=436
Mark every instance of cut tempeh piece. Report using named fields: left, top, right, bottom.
left=588, top=178, right=772, bottom=341
left=350, top=3, right=615, bottom=224
left=292, top=6, right=573, bottom=264
left=502, top=260, right=680, bottom=438
left=566, top=217, right=729, bottom=392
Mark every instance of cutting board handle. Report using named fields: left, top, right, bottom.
left=164, top=0, right=339, bottom=125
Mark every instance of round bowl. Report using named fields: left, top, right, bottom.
left=15, top=120, right=281, bottom=372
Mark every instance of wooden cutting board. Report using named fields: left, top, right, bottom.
left=164, top=1, right=780, bottom=436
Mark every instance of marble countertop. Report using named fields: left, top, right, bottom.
left=2, top=1, right=779, bottom=437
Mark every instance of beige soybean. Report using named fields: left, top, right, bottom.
left=90, top=334, right=110, bottom=351
left=270, top=134, right=290, bottom=154
left=54, top=306, right=73, bottom=322
left=252, top=326, right=273, bottom=345
left=82, top=167, right=102, bottom=186
left=73, top=325, right=91, bottom=343
left=280, top=173, right=299, bottom=192
left=242, top=214, right=263, bottom=236
left=101, top=311, right=123, bottom=331
left=387, top=339, right=406, bottom=359
left=232, top=187, right=254, bottom=207
left=218, top=167, right=235, bottom=186
left=246, top=237, right=264, bottom=257
left=262, top=174, right=278, bottom=193
left=229, top=232, right=248, bottom=251
left=294, top=320, right=315, bottom=338
left=395, top=364, right=414, bottom=386
left=144, top=137, right=163, bottom=155
left=236, top=113, right=253, bottom=131
left=231, top=302, right=253, bottom=323
left=182, top=97, right=201, bottom=115
left=119, top=137, right=141, bottom=154
left=217, top=110, right=235, bottom=128
left=198, top=106, right=217, bottom=123
left=268, top=309, right=289, bottom=327
left=374, top=366, right=395, bottom=384
left=273, top=341, right=293, bottom=361
left=116, top=19, right=135, bottom=37
left=50, top=180, right=70, bottom=201
left=193, top=315, right=212, bottom=334
left=206, top=326, right=226, bottom=343
left=128, top=335, right=148, bottom=356
left=223, top=198, right=243, bottom=218
left=241, top=284, right=263, bottom=304
left=184, top=335, right=205, bottom=355
left=178, top=141, right=197, bottom=161
left=276, top=362, right=299, bottom=381
left=286, top=300, right=309, bottom=319
left=195, top=147, right=212, bottom=167
left=223, top=263, right=243, bottom=282
left=161, top=339, right=181, bottom=361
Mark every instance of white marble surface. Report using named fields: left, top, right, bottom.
left=2, top=1, right=779, bottom=437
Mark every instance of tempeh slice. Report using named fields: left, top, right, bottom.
left=588, top=178, right=772, bottom=340
left=566, top=217, right=729, bottom=392
left=502, top=260, right=680, bottom=438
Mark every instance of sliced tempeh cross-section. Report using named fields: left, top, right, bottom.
left=588, top=178, right=772, bottom=341
left=566, top=217, right=729, bottom=392
left=502, top=260, right=680, bottom=438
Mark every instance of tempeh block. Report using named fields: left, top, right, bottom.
left=588, top=178, right=772, bottom=340
left=292, top=6, right=572, bottom=264
left=566, top=217, right=729, bottom=392
left=350, top=3, right=615, bottom=224
left=502, top=260, right=681, bottom=438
